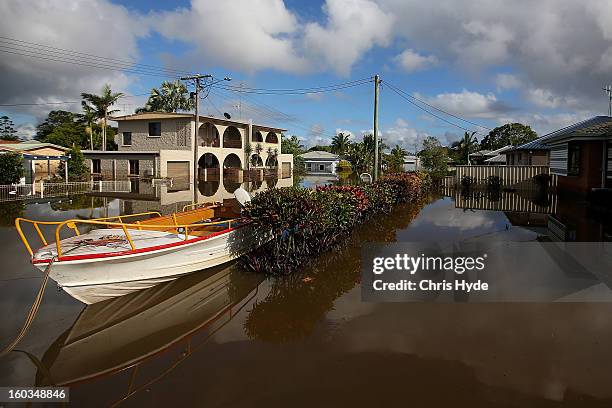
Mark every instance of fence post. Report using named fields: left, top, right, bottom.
left=40, top=180, right=44, bottom=198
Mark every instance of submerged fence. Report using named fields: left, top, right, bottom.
left=446, top=165, right=557, bottom=190
left=0, top=180, right=132, bottom=203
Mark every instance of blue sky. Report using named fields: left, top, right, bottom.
left=2, top=0, right=612, bottom=150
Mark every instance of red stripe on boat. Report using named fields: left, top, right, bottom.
left=32, top=223, right=249, bottom=264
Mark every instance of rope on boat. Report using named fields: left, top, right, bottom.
left=0, top=256, right=57, bottom=357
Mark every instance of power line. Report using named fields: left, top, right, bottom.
left=0, top=93, right=150, bottom=107
left=381, top=80, right=492, bottom=131
left=213, top=77, right=373, bottom=95
left=0, top=36, right=196, bottom=77
left=383, top=81, right=488, bottom=136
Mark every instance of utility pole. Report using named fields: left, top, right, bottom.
left=604, top=85, right=612, bottom=116
left=181, top=74, right=211, bottom=203
left=373, top=74, right=380, bottom=181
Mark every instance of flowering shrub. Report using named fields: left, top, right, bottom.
left=242, top=172, right=428, bottom=275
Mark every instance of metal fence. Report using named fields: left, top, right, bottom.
left=0, top=181, right=132, bottom=202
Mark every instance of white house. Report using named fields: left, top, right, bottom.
left=301, top=151, right=340, bottom=174
left=403, top=155, right=421, bottom=172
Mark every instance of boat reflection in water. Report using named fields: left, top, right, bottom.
left=35, top=265, right=263, bottom=390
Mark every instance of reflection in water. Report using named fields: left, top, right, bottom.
left=36, top=265, right=262, bottom=389
left=244, top=195, right=433, bottom=342
left=198, top=180, right=220, bottom=197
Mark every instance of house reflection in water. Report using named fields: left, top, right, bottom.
left=445, top=186, right=611, bottom=242
left=86, top=172, right=293, bottom=216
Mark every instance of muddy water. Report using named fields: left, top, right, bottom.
left=1, top=193, right=612, bottom=407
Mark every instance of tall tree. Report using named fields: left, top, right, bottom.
left=451, top=131, right=479, bottom=164
left=81, top=101, right=97, bottom=150
left=330, top=132, right=351, bottom=155
left=418, top=136, right=449, bottom=179
left=0, top=152, right=24, bottom=183
left=136, top=80, right=194, bottom=113
left=0, top=116, right=19, bottom=141
left=480, top=123, right=537, bottom=150
left=35, top=110, right=87, bottom=148
left=388, top=145, right=407, bottom=172
left=281, top=134, right=305, bottom=171
left=81, top=84, right=123, bottom=151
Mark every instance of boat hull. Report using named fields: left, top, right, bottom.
left=34, top=224, right=261, bottom=304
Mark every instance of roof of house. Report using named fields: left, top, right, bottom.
left=300, top=150, right=339, bottom=160
left=0, top=140, right=69, bottom=152
left=484, top=154, right=507, bottom=163
left=109, top=112, right=287, bottom=132
left=507, top=116, right=612, bottom=152
left=470, top=145, right=512, bottom=158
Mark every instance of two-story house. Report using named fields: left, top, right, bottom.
left=83, top=112, right=292, bottom=181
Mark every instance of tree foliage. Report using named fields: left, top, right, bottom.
left=418, top=136, right=448, bottom=179
left=0, top=116, right=19, bottom=141
left=136, top=80, right=194, bottom=113
left=330, top=132, right=351, bottom=155
left=387, top=145, right=407, bottom=172
left=281, top=134, right=305, bottom=171
left=0, top=152, right=24, bottom=184
left=81, top=84, right=123, bottom=151
left=480, top=123, right=537, bottom=150
left=64, top=145, right=88, bottom=181
left=450, top=131, right=479, bottom=164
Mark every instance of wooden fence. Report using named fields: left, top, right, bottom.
left=447, top=165, right=557, bottom=190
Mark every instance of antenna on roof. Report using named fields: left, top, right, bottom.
left=224, top=112, right=231, bottom=119
left=603, top=85, right=612, bottom=117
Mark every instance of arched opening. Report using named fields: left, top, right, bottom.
left=223, top=126, right=242, bottom=148
left=265, top=131, right=278, bottom=144
left=223, top=153, right=242, bottom=169
left=223, top=153, right=242, bottom=188
left=197, top=153, right=219, bottom=180
left=265, top=155, right=278, bottom=168
left=250, top=154, right=263, bottom=168
left=198, top=122, right=219, bottom=147
left=252, top=129, right=264, bottom=142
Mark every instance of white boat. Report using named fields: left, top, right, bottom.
left=16, top=197, right=266, bottom=304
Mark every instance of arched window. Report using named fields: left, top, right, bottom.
left=198, top=122, right=219, bottom=147
left=223, top=126, right=242, bottom=148
left=252, top=129, right=264, bottom=142
left=265, top=131, right=278, bottom=144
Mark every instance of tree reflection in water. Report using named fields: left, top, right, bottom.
left=244, top=194, right=436, bottom=343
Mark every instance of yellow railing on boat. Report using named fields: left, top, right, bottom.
left=181, top=202, right=220, bottom=212
left=15, top=209, right=238, bottom=258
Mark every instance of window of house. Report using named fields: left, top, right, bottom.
left=148, top=122, right=161, bottom=137
left=122, top=132, right=132, bottom=146
left=568, top=143, right=581, bottom=176
left=92, top=159, right=101, bottom=173
left=129, top=160, right=140, bottom=176
left=319, top=164, right=325, bottom=171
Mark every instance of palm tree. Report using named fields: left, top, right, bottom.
left=389, top=145, right=407, bottom=172
left=454, top=131, right=478, bottom=164
left=136, top=80, right=194, bottom=113
left=330, top=132, right=351, bottom=155
left=81, top=84, right=124, bottom=151
left=81, top=101, right=97, bottom=150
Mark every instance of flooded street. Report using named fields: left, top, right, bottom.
left=1, top=186, right=612, bottom=407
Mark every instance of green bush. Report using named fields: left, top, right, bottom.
left=242, top=172, right=428, bottom=275
left=0, top=152, right=24, bottom=184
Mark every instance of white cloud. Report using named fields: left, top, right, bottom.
left=415, top=89, right=513, bottom=119
left=156, top=0, right=308, bottom=74
left=382, top=118, right=430, bottom=151
left=0, top=0, right=147, bottom=120
left=15, top=123, right=36, bottom=140
left=526, top=88, right=580, bottom=109
left=495, top=73, right=521, bottom=91
left=303, top=0, right=394, bottom=76
left=394, top=49, right=437, bottom=73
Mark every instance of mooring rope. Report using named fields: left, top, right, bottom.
left=1, top=256, right=57, bottom=357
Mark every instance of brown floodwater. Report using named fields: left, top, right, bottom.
left=1, top=189, right=612, bottom=407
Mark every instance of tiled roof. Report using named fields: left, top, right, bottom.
left=0, top=141, right=69, bottom=152
left=511, top=116, right=612, bottom=151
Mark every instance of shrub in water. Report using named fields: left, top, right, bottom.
left=242, top=172, right=428, bottom=275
